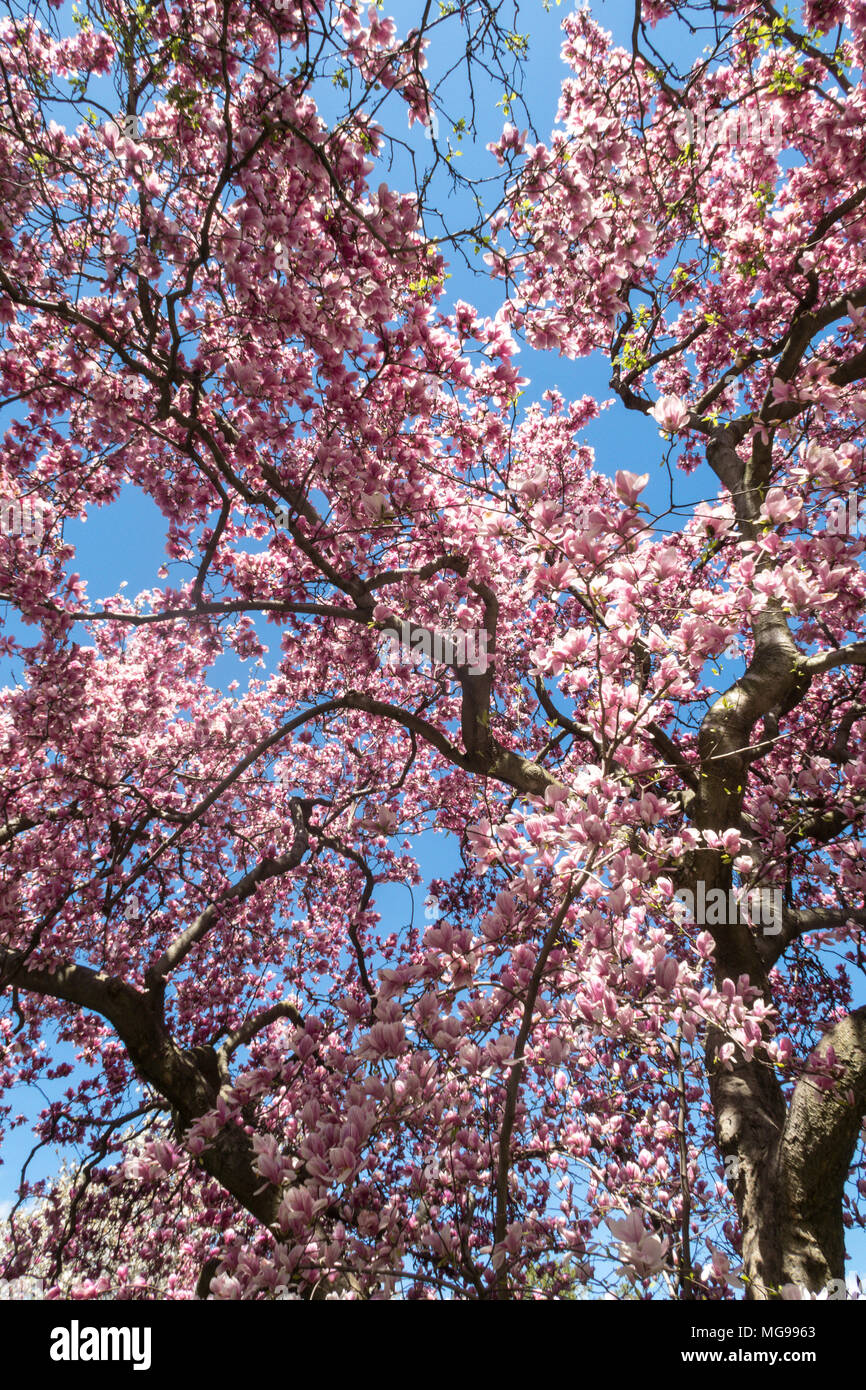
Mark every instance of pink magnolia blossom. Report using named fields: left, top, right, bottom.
left=605, top=1209, right=670, bottom=1279
left=649, top=394, right=690, bottom=435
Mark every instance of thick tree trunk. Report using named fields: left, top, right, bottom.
left=708, top=1036, right=785, bottom=1297
left=710, top=1001, right=866, bottom=1297
left=775, top=1006, right=866, bottom=1292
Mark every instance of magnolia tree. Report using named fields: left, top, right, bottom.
left=1, top=0, right=865, bottom=1301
